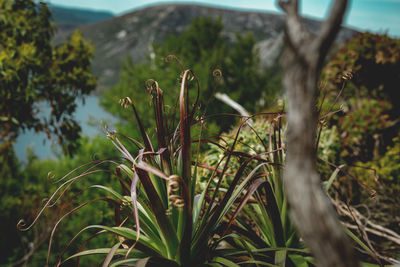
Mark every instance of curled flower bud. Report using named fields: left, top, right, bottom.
left=213, top=69, right=222, bottom=78
left=341, top=70, right=353, bottom=81
left=167, top=175, right=185, bottom=210
left=119, top=97, right=133, bottom=109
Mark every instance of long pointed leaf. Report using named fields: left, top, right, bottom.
left=64, top=248, right=131, bottom=262
left=102, top=242, right=122, bottom=267
left=209, top=257, right=240, bottom=267
left=221, top=178, right=266, bottom=237
left=135, top=167, right=178, bottom=258
left=178, top=70, right=194, bottom=265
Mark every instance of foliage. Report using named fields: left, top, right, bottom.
left=101, top=17, right=224, bottom=129
left=316, top=125, right=341, bottom=179
left=0, top=0, right=96, bottom=155
left=22, top=70, right=268, bottom=266
left=22, top=65, right=385, bottom=266
left=319, top=33, right=400, bottom=255
left=0, top=135, right=119, bottom=265
left=0, top=1, right=98, bottom=264
left=101, top=17, right=280, bottom=134
left=356, top=136, right=400, bottom=189
left=320, top=32, right=400, bottom=191
left=223, top=33, right=280, bottom=113
left=338, top=98, right=392, bottom=161
left=350, top=136, right=400, bottom=231
left=7, top=14, right=397, bottom=267
left=198, top=117, right=280, bottom=189
left=322, top=33, right=400, bottom=163
left=199, top=114, right=384, bottom=265
left=323, top=32, right=400, bottom=104
left=200, top=117, right=312, bottom=265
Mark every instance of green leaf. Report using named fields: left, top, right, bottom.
left=360, top=263, right=381, bottom=267
left=102, top=242, right=122, bottom=267
left=210, top=257, right=240, bottom=267
left=344, top=228, right=375, bottom=257
left=64, top=248, right=131, bottom=262
left=238, top=260, right=279, bottom=267
left=109, top=258, right=139, bottom=267
left=90, top=185, right=125, bottom=201
left=288, top=254, right=309, bottom=267
left=324, top=164, right=344, bottom=192
left=274, top=249, right=286, bottom=266
left=135, top=168, right=179, bottom=259
left=135, top=256, right=179, bottom=267
left=11, top=117, right=19, bottom=124
left=80, top=225, right=160, bottom=256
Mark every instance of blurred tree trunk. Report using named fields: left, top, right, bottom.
left=277, top=0, right=360, bottom=266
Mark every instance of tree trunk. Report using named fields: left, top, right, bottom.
left=278, top=0, right=360, bottom=266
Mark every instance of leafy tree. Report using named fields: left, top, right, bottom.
left=0, top=0, right=96, bottom=155
left=223, top=32, right=280, bottom=114
left=160, top=16, right=225, bottom=64
left=0, top=0, right=98, bottom=264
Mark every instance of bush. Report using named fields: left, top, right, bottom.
left=0, top=135, right=119, bottom=265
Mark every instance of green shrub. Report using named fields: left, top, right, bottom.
left=322, top=33, right=400, bottom=164
left=338, top=98, right=393, bottom=161
left=352, top=136, right=400, bottom=195
left=1, top=135, right=119, bottom=265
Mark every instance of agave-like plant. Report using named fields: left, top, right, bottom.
left=198, top=115, right=314, bottom=266
left=210, top=113, right=382, bottom=266
left=20, top=67, right=269, bottom=266
left=228, top=119, right=314, bottom=266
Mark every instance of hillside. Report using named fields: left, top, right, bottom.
left=50, top=4, right=114, bottom=41
left=54, top=4, right=358, bottom=92
left=51, top=5, right=113, bottom=26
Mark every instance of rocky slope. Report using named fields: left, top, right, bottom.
left=54, top=4, right=358, bottom=92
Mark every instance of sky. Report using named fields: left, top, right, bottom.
left=43, top=0, right=400, bottom=37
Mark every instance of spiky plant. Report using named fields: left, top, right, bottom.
left=20, top=67, right=268, bottom=266
left=198, top=115, right=314, bottom=266
left=19, top=63, right=378, bottom=266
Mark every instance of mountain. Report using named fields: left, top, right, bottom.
left=53, top=4, right=358, bottom=92
left=49, top=4, right=114, bottom=40
left=50, top=5, right=113, bottom=26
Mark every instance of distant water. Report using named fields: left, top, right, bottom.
left=14, top=95, right=117, bottom=162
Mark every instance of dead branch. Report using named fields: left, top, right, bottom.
left=332, top=199, right=400, bottom=265
left=333, top=199, right=400, bottom=246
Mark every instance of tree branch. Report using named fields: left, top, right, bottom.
left=315, top=0, right=349, bottom=63
left=278, top=0, right=359, bottom=266
left=278, top=0, right=313, bottom=61
left=279, top=0, right=349, bottom=66
left=278, top=0, right=299, bottom=15
left=214, top=92, right=253, bottom=125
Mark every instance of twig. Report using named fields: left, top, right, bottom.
left=215, top=92, right=253, bottom=125
left=333, top=199, right=400, bottom=245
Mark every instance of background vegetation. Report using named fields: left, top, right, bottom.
left=0, top=0, right=399, bottom=266
left=101, top=17, right=281, bottom=134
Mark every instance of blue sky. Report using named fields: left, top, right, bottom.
left=44, top=0, right=400, bottom=37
